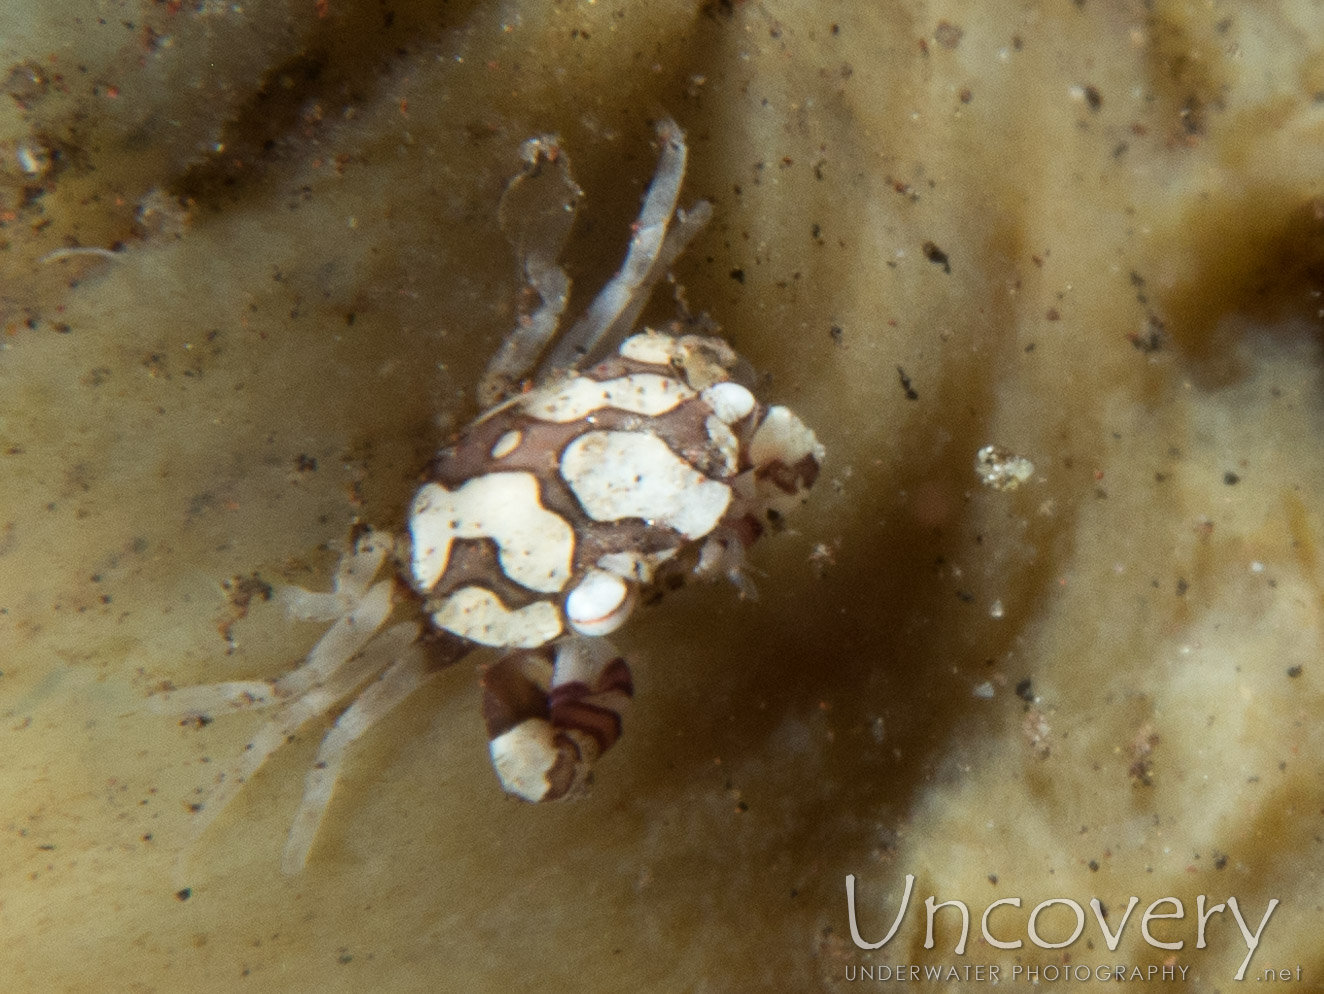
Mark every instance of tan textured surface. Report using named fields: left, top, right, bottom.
left=1, top=1, right=1322, bottom=990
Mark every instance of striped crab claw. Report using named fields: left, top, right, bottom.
left=480, top=638, right=633, bottom=803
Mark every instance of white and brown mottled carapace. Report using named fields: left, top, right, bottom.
left=155, top=118, right=824, bottom=874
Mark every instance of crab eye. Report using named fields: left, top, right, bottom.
left=565, top=569, right=637, bottom=637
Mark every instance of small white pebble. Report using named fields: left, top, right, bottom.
left=989, top=599, right=1004, bottom=619
left=16, top=143, right=49, bottom=177
left=974, top=445, right=1034, bottom=491
left=972, top=681, right=995, bottom=700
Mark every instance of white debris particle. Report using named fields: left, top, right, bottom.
left=975, top=445, right=1035, bottom=491
left=16, top=142, right=49, bottom=177
left=595, top=547, right=676, bottom=585
left=989, top=599, right=1004, bottom=619
left=972, top=681, right=996, bottom=700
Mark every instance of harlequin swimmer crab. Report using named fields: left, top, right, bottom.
left=155, top=118, right=825, bottom=874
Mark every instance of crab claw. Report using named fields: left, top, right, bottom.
left=479, top=638, right=633, bottom=802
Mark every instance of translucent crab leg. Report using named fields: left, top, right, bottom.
left=173, top=580, right=397, bottom=863
left=271, top=576, right=396, bottom=700
left=580, top=197, right=712, bottom=362
left=478, top=255, right=571, bottom=407
left=150, top=569, right=395, bottom=723
left=479, top=134, right=582, bottom=405
left=153, top=678, right=278, bottom=715
left=537, top=117, right=693, bottom=376
left=280, top=531, right=392, bottom=622
left=281, top=626, right=438, bottom=873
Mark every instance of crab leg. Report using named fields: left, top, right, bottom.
left=538, top=117, right=702, bottom=375
left=478, top=255, right=572, bottom=406
left=479, top=135, right=581, bottom=404
left=272, top=574, right=397, bottom=700
left=579, top=197, right=712, bottom=362
left=155, top=536, right=395, bottom=719
left=173, top=581, right=399, bottom=855
left=153, top=563, right=396, bottom=725
left=282, top=623, right=437, bottom=873
left=280, top=529, right=392, bottom=622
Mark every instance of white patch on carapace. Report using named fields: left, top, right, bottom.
left=595, top=547, right=678, bottom=585
left=409, top=472, right=573, bottom=594
left=489, top=720, right=562, bottom=802
left=490, top=429, right=523, bottom=459
left=748, top=406, right=826, bottom=514
left=432, top=585, right=563, bottom=647
left=701, top=381, right=755, bottom=424
left=560, top=430, right=731, bottom=539
left=704, top=414, right=740, bottom=477
left=565, top=569, right=636, bottom=637
left=619, top=330, right=679, bottom=366
left=521, top=373, right=694, bottom=423
left=750, top=406, right=826, bottom=472
left=675, top=337, right=738, bottom=390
